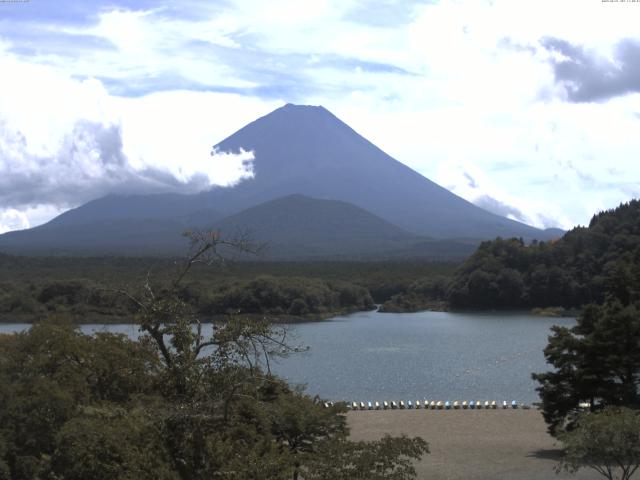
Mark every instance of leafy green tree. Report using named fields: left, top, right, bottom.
left=52, top=406, right=177, bottom=480
left=304, top=435, right=429, bottom=480
left=267, top=385, right=348, bottom=479
left=533, top=301, right=640, bottom=434
left=0, top=320, right=162, bottom=479
left=557, top=407, right=640, bottom=480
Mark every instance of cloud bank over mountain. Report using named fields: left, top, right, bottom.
left=0, top=54, right=259, bottom=232
left=0, top=119, right=254, bottom=214
left=1, top=0, right=639, bottom=232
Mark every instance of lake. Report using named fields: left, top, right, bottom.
left=0, top=310, right=574, bottom=404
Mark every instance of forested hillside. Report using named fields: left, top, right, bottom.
left=447, top=200, right=640, bottom=309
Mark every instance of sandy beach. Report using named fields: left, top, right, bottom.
left=348, top=409, right=601, bottom=480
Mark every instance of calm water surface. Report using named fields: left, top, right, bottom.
left=1, top=310, right=574, bottom=403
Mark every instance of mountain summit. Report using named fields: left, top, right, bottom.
left=0, top=104, right=558, bottom=257
left=206, top=103, right=554, bottom=239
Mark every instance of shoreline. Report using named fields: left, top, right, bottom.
left=0, top=309, right=369, bottom=325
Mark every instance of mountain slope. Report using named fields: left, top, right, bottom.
left=0, top=219, right=190, bottom=256
left=205, top=103, right=557, bottom=240
left=0, top=193, right=223, bottom=255
left=48, top=194, right=202, bottom=224
left=0, top=103, right=560, bottom=257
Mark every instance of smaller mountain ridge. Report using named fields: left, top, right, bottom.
left=214, top=194, right=411, bottom=258
left=212, top=194, right=474, bottom=259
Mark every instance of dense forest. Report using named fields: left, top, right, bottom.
left=0, top=255, right=456, bottom=323
left=383, top=200, right=640, bottom=312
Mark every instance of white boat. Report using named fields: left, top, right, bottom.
left=407, top=400, right=413, bottom=409
left=391, top=401, right=398, bottom=409
left=511, top=400, right=518, bottom=409
left=469, top=401, right=475, bottom=409
left=360, top=401, right=366, bottom=410
left=352, top=401, right=358, bottom=410
left=375, top=401, right=380, bottom=410
left=436, top=401, right=443, bottom=410
left=476, top=400, right=483, bottom=409
left=502, top=401, right=508, bottom=409
left=430, top=400, right=436, bottom=409
left=383, top=401, right=389, bottom=409
left=453, top=400, right=460, bottom=409
left=491, top=400, right=497, bottom=409
left=400, top=400, right=405, bottom=409
left=484, top=401, right=490, bottom=409
left=445, top=401, right=451, bottom=409
left=323, top=402, right=330, bottom=409
left=462, top=401, right=468, bottom=409
left=367, top=401, right=373, bottom=410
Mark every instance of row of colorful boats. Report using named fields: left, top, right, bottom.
left=325, top=400, right=530, bottom=410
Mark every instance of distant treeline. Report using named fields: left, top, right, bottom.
left=382, top=200, right=640, bottom=311
left=0, top=256, right=457, bottom=322
left=8, top=200, right=636, bottom=319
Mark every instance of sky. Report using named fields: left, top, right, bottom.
left=0, top=0, right=639, bottom=234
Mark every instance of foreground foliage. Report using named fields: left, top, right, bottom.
left=0, top=233, right=428, bottom=479
left=533, top=300, right=640, bottom=435
left=557, top=407, right=640, bottom=480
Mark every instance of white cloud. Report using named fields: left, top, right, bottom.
left=1, top=0, right=640, bottom=233
left=0, top=45, right=275, bottom=228
left=0, top=116, right=255, bottom=207
left=0, top=209, right=30, bottom=235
